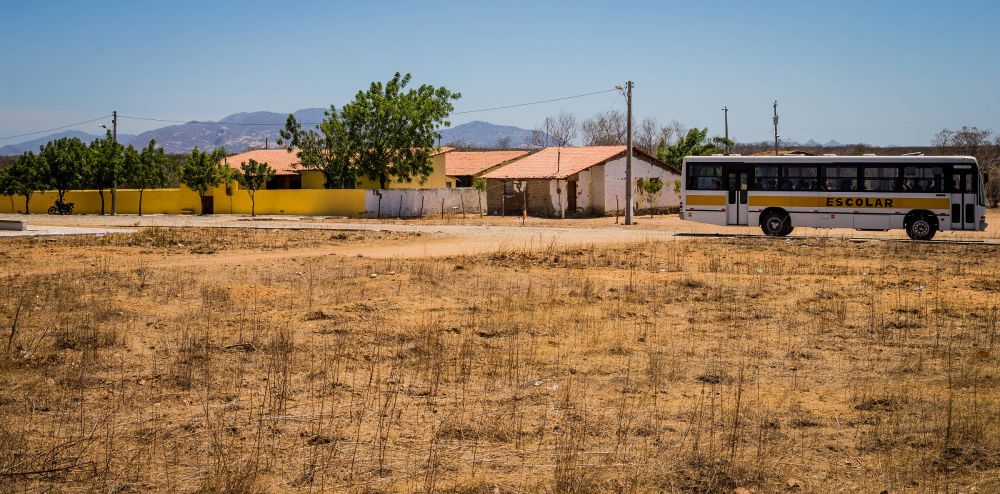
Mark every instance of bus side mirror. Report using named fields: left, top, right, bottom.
left=984, top=173, right=990, bottom=183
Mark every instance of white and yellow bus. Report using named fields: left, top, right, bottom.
left=680, top=155, right=988, bottom=240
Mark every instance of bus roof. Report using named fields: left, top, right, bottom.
left=683, top=155, right=978, bottom=164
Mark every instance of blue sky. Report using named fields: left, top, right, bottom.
left=1, top=0, right=998, bottom=146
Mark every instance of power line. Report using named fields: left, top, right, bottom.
left=452, top=88, right=618, bottom=115
left=4, top=88, right=618, bottom=141
left=119, top=115, right=323, bottom=126
left=0, top=115, right=112, bottom=141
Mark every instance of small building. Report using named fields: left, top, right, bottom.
left=225, top=147, right=457, bottom=190
left=223, top=149, right=325, bottom=189
left=443, top=150, right=532, bottom=187
left=481, top=145, right=679, bottom=217
left=355, top=147, right=456, bottom=189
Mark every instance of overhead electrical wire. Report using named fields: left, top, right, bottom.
left=2, top=89, right=622, bottom=141
left=452, top=88, right=618, bottom=115
left=0, top=115, right=112, bottom=141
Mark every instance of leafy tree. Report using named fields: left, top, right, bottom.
left=180, top=147, right=228, bottom=214
left=236, top=159, right=275, bottom=217
left=279, top=112, right=355, bottom=188
left=3, top=152, right=48, bottom=214
left=89, top=131, right=125, bottom=215
left=638, top=177, right=664, bottom=218
left=282, top=73, right=460, bottom=189
left=0, top=166, right=11, bottom=212
left=658, top=128, right=731, bottom=170
left=40, top=137, right=90, bottom=207
left=345, top=73, right=460, bottom=188
left=125, top=140, right=170, bottom=216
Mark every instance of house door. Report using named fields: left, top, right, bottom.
left=950, top=168, right=977, bottom=230
left=726, top=170, right=749, bottom=225
left=566, top=181, right=577, bottom=214
left=201, top=195, right=214, bottom=215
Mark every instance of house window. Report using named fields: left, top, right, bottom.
left=504, top=181, right=515, bottom=196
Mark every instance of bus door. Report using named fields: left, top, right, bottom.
left=726, top=169, right=749, bottom=225
left=950, top=167, right=977, bottom=230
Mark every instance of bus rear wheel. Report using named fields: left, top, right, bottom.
left=761, top=210, right=792, bottom=237
left=905, top=215, right=937, bottom=241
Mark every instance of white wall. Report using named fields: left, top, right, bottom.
left=590, top=165, right=605, bottom=213
left=601, top=157, right=680, bottom=213
left=364, top=188, right=484, bottom=218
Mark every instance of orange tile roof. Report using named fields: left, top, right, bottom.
left=444, top=150, right=532, bottom=177
left=223, top=149, right=302, bottom=175
left=482, top=146, right=672, bottom=180
left=224, top=147, right=454, bottom=176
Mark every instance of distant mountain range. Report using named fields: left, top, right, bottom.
left=439, top=120, right=543, bottom=148
left=802, top=139, right=844, bottom=147
left=0, top=130, right=138, bottom=155
left=1, top=111, right=543, bottom=155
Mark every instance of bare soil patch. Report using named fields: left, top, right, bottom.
left=1, top=228, right=999, bottom=493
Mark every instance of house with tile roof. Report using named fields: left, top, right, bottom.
left=223, top=147, right=457, bottom=190
left=480, top=145, right=680, bottom=217
left=443, top=150, right=533, bottom=187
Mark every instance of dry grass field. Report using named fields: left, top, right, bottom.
left=1, top=227, right=999, bottom=493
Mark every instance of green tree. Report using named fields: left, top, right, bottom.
left=3, top=152, right=49, bottom=214
left=658, top=128, right=732, bottom=170
left=236, top=159, right=275, bottom=217
left=40, top=137, right=90, bottom=207
left=280, top=112, right=355, bottom=189
left=89, top=130, right=124, bottom=215
left=638, top=177, right=664, bottom=218
left=181, top=147, right=228, bottom=214
left=281, top=73, right=460, bottom=189
left=125, top=140, right=170, bottom=216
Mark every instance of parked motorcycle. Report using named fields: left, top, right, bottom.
left=47, top=200, right=74, bottom=215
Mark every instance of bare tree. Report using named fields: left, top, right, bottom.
left=544, top=112, right=578, bottom=147
left=582, top=110, right=627, bottom=146
left=934, top=126, right=1000, bottom=206
left=495, top=136, right=512, bottom=149
left=527, top=127, right=549, bottom=148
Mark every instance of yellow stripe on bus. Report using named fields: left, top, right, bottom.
left=747, top=195, right=950, bottom=209
left=685, top=195, right=726, bottom=206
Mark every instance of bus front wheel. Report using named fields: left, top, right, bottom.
left=905, top=214, right=937, bottom=241
left=761, top=210, right=792, bottom=237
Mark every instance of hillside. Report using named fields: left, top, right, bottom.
left=0, top=130, right=137, bottom=155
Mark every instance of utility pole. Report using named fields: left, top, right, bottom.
left=624, top=80, right=634, bottom=226
left=111, top=110, right=118, bottom=215
left=722, top=106, right=730, bottom=155
left=772, top=101, right=779, bottom=157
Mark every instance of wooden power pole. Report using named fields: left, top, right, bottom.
left=624, top=81, right=634, bottom=226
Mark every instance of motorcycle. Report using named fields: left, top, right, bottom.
left=47, top=200, right=74, bottom=215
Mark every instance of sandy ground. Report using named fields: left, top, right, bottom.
left=3, top=211, right=998, bottom=260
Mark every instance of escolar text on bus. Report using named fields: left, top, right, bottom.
left=824, top=197, right=894, bottom=208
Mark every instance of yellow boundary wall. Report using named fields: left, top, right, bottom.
left=0, top=183, right=366, bottom=217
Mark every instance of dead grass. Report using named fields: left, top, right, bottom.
left=1, top=229, right=999, bottom=492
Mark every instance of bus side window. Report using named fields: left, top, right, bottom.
left=754, top=166, right=779, bottom=191
left=903, top=166, right=943, bottom=192
left=688, top=164, right=724, bottom=190
left=781, top=166, right=818, bottom=191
